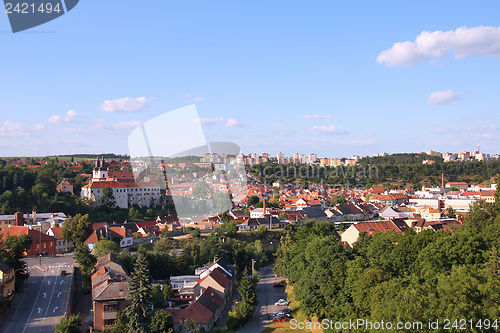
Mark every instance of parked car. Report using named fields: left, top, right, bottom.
left=277, top=308, right=291, bottom=317
left=273, top=315, right=287, bottom=322
left=275, top=299, right=289, bottom=306
left=273, top=282, right=285, bottom=287
left=60, top=270, right=67, bottom=276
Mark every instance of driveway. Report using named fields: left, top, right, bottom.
left=236, top=265, right=288, bottom=333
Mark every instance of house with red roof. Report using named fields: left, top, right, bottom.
left=0, top=226, right=56, bottom=257
left=46, top=227, right=74, bottom=254
left=91, top=255, right=130, bottom=331
left=341, top=219, right=410, bottom=247
left=194, top=266, right=233, bottom=303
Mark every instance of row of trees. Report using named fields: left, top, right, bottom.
left=274, top=197, right=500, bottom=332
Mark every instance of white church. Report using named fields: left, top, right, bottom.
left=81, top=157, right=162, bottom=209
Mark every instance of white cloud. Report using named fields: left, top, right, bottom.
left=0, top=121, right=45, bottom=137
left=311, top=124, right=347, bottom=135
left=193, top=97, right=203, bottom=102
left=198, top=118, right=225, bottom=126
left=197, top=117, right=243, bottom=127
left=303, top=114, right=331, bottom=119
left=113, top=121, right=143, bottom=131
left=48, top=110, right=79, bottom=124
left=100, top=97, right=149, bottom=113
left=225, top=119, right=241, bottom=127
left=427, top=90, right=460, bottom=105
left=377, top=26, right=500, bottom=67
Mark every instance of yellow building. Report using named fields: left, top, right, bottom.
left=0, top=261, right=14, bottom=300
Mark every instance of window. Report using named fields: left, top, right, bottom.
left=104, top=319, right=115, bottom=326
left=104, top=304, right=118, bottom=312
left=44, top=243, right=46, bottom=249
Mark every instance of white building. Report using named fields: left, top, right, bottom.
left=81, top=157, right=162, bottom=209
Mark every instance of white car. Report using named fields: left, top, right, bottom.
left=275, top=299, right=289, bottom=306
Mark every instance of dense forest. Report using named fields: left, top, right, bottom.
left=247, top=160, right=500, bottom=190
left=274, top=194, right=500, bottom=332
left=358, top=153, right=444, bottom=165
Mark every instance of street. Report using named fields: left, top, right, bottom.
left=0, top=255, right=74, bottom=333
left=236, top=265, right=288, bottom=333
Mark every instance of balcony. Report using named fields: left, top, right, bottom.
left=103, top=311, right=117, bottom=320
left=3, top=278, right=14, bottom=290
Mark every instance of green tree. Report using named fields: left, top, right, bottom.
left=149, top=310, right=174, bottom=333
left=183, top=319, right=204, bottom=333
left=98, top=186, right=116, bottom=209
left=54, top=314, right=81, bottom=333
left=331, top=194, right=347, bottom=206
left=213, top=192, right=232, bottom=213
left=247, top=195, right=259, bottom=207
left=73, top=243, right=97, bottom=276
left=93, top=239, right=120, bottom=257
left=191, top=228, right=201, bottom=239
left=62, top=214, right=93, bottom=245
left=163, top=283, right=173, bottom=299
left=125, top=252, right=153, bottom=333
left=222, top=220, right=237, bottom=238
left=238, top=269, right=257, bottom=306
left=152, top=285, right=164, bottom=309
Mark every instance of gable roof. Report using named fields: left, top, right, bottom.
left=0, top=226, right=56, bottom=242
left=93, top=281, right=129, bottom=302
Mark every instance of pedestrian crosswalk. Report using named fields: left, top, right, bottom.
left=28, top=264, right=72, bottom=269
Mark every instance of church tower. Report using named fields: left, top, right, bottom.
left=92, top=156, right=109, bottom=182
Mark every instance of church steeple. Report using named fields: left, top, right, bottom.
left=92, top=156, right=109, bottom=181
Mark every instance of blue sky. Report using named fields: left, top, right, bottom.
left=1, top=1, right=500, bottom=158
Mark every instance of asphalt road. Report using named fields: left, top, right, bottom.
left=236, top=265, right=288, bottom=333
left=0, top=255, right=75, bottom=333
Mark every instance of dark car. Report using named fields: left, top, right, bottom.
left=60, top=270, right=67, bottom=276
left=277, top=308, right=291, bottom=317
left=273, top=282, right=285, bottom=288
left=273, top=315, right=287, bottom=322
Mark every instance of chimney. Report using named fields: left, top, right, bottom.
left=262, top=199, right=266, bottom=217
left=441, top=173, right=444, bottom=188
left=115, top=274, right=122, bottom=281
left=14, top=212, right=24, bottom=226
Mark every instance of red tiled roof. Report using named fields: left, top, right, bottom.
left=0, top=226, right=56, bottom=242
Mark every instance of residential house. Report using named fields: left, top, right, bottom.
left=56, top=179, right=74, bottom=194
left=193, top=267, right=233, bottom=303
left=297, top=206, right=327, bottom=221
left=0, top=226, right=56, bottom=257
left=341, top=219, right=410, bottom=247
left=332, top=203, right=364, bottom=221
left=421, top=206, right=441, bottom=220
left=379, top=206, right=400, bottom=220
left=173, top=287, right=224, bottom=332
left=46, top=227, right=74, bottom=254
left=0, top=261, right=14, bottom=301
left=91, top=254, right=131, bottom=331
